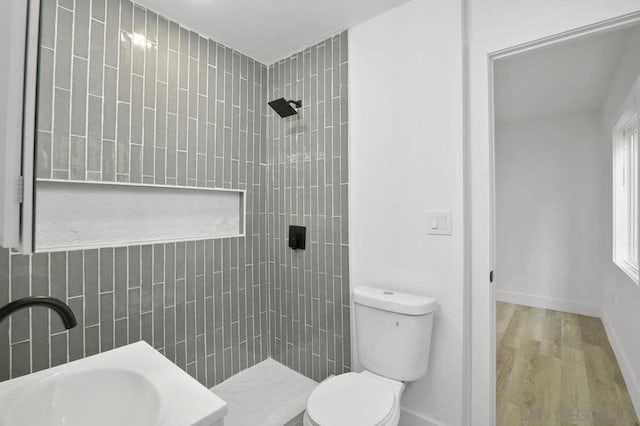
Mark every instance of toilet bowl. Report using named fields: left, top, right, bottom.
left=303, top=286, right=438, bottom=426
left=303, top=371, right=405, bottom=426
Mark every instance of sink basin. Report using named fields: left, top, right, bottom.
left=0, top=342, right=227, bottom=426
left=7, top=368, right=161, bottom=426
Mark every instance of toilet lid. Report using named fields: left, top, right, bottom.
left=306, top=373, right=395, bottom=426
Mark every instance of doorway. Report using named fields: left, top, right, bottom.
left=491, top=20, right=640, bottom=425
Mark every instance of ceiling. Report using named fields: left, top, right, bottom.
left=494, top=27, right=633, bottom=124
left=135, top=0, right=411, bottom=64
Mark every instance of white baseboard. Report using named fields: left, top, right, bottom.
left=600, top=310, right=640, bottom=418
left=399, top=407, right=441, bottom=426
left=495, top=289, right=600, bottom=317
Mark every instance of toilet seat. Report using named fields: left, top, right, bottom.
left=306, top=372, right=397, bottom=426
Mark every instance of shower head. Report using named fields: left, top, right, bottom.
left=268, top=98, right=302, bottom=118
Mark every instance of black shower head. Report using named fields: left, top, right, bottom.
left=268, top=98, right=302, bottom=118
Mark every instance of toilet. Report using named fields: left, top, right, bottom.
left=303, top=286, right=438, bottom=426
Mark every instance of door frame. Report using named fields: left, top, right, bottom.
left=0, top=0, right=39, bottom=254
left=485, top=10, right=640, bottom=424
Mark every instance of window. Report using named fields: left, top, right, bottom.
left=613, top=106, right=639, bottom=284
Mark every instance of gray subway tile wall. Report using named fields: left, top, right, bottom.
left=1, top=0, right=349, bottom=388
left=1, top=0, right=270, bottom=387
left=0, top=238, right=271, bottom=385
left=268, top=32, right=351, bottom=382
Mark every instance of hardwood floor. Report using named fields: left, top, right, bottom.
left=497, top=302, right=639, bottom=426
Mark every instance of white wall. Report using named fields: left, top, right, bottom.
left=603, top=26, right=640, bottom=131
left=349, top=0, right=465, bottom=424
left=495, top=111, right=607, bottom=317
left=467, top=1, right=640, bottom=424
left=601, top=25, right=640, bottom=414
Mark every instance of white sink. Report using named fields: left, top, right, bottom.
left=0, top=342, right=227, bottom=426
left=7, top=368, right=161, bottom=426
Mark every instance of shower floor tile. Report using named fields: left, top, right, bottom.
left=211, top=358, right=317, bottom=426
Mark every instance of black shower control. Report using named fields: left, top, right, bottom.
left=288, top=226, right=306, bottom=250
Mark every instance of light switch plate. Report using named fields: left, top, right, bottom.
left=427, top=210, right=452, bottom=235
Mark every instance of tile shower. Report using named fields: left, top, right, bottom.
left=268, top=34, right=350, bottom=381
left=0, top=0, right=349, bottom=389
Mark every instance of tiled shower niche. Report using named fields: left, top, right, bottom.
left=0, top=0, right=349, bottom=389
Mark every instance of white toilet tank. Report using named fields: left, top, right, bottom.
left=353, top=286, right=438, bottom=382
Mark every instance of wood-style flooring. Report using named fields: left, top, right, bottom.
left=497, top=302, right=639, bottom=426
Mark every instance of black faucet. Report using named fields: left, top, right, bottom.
left=0, top=297, right=77, bottom=329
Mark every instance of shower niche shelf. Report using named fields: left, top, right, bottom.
left=34, top=179, right=245, bottom=252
